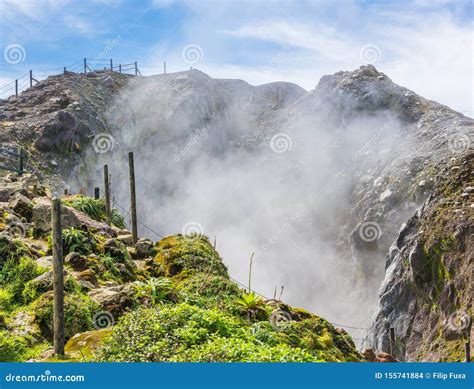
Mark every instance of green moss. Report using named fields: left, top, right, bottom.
left=154, top=235, right=227, bottom=278
left=34, top=291, right=99, bottom=341
left=0, top=330, right=48, bottom=361
left=64, top=195, right=126, bottom=229
left=96, top=302, right=361, bottom=362
left=64, top=328, right=113, bottom=361
left=0, top=256, right=46, bottom=309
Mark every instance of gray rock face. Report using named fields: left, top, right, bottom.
left=32, top=197, right=115, bottom=236
left=366, top=153, right=473, bottom=361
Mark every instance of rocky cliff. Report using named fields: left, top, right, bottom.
left=0, top=65, right=472, bottom=361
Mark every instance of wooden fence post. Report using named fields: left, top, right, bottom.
left=104, top=165, right=111, bottom=224
left=119, top=64, right=122, bottom=73
left=134, top=61, right=138, bottom=76
left=128, top=152, right=138, bottom=244
left=51, top=198, right=65, bottom=357
left=110, top=59, right=113, bottom=71
left=94, top=187, right=100, bottom=200
left=63, top=67, right=66, bottom=74
left=15, top=79, right=18, bottom=98
left=29, top=70, right=33, bottom=87
left=389, top=327, right=396, bottom=356
left=163, top=61, right=166, bottom=74
left=17, top=147, right=24, bottom=175
left=83, top=58, right=87, bottom=74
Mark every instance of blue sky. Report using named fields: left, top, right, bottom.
left=0, top=0, right=472, bottom=115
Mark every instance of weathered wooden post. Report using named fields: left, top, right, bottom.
left=119, top=64, right=122, bottom=73
left=128, top=152, right=138, bottom=244
left=63, top=66, right=66, bottom=74
left=248, top=253, right=254, bottom=292
left=110, top=59, right=113, bottom=71
left=94, top=187, right=100, bottom=200
left=104, top=165, right=111, bottom=225
left=466, top=342, right=471, bottom=362
left=17, top=147, right=24, bottom=175
left=389, top=327, right=396, bottom=356
left=29, top=70, right=33, bottom=87
left=163, top=61, right=166, bottom=74
left=15, top=79, right=18, bottom=98
left=134, top=61, right=138, bottom=76
left=51, top=198, right=65, bottom=357
left=83, top=58, right=87, bottom=74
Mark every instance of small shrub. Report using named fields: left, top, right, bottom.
left=34, top=292, right=99, bottom=341
left=134, top=277, right=175, bottom=306
left=0, top=256, right=46, bottom=306
left=97, top=303, right=244, bottom=361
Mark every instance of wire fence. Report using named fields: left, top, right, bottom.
left=0, top=58, right=193, bottom=99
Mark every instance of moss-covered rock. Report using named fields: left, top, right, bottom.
left=154, top=235, right=227, bottom=278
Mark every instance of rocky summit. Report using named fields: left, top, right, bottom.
left=0, top=65, right=472, bottom=362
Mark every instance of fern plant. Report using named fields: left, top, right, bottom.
left=61, top=228, right=92, bottom=255
left=235, top=291, right=266, bottom=321
left=134, top=277, right=174, bottom=306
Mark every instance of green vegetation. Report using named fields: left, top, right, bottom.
left=34, top=292, right=99, bottom=341
left=0, top=256, right=46, bottom=310
left=0, top=193, right=361, bottom=362
left=0, top=331, right=47, bottom=362
left=65, top=195, right=126, bottom=229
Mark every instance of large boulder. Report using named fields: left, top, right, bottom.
left=88, top=283, right=137, bottom=317
left=8, top=192, right=33, bottom=220
left=32, top=197, right=115, bottom=236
